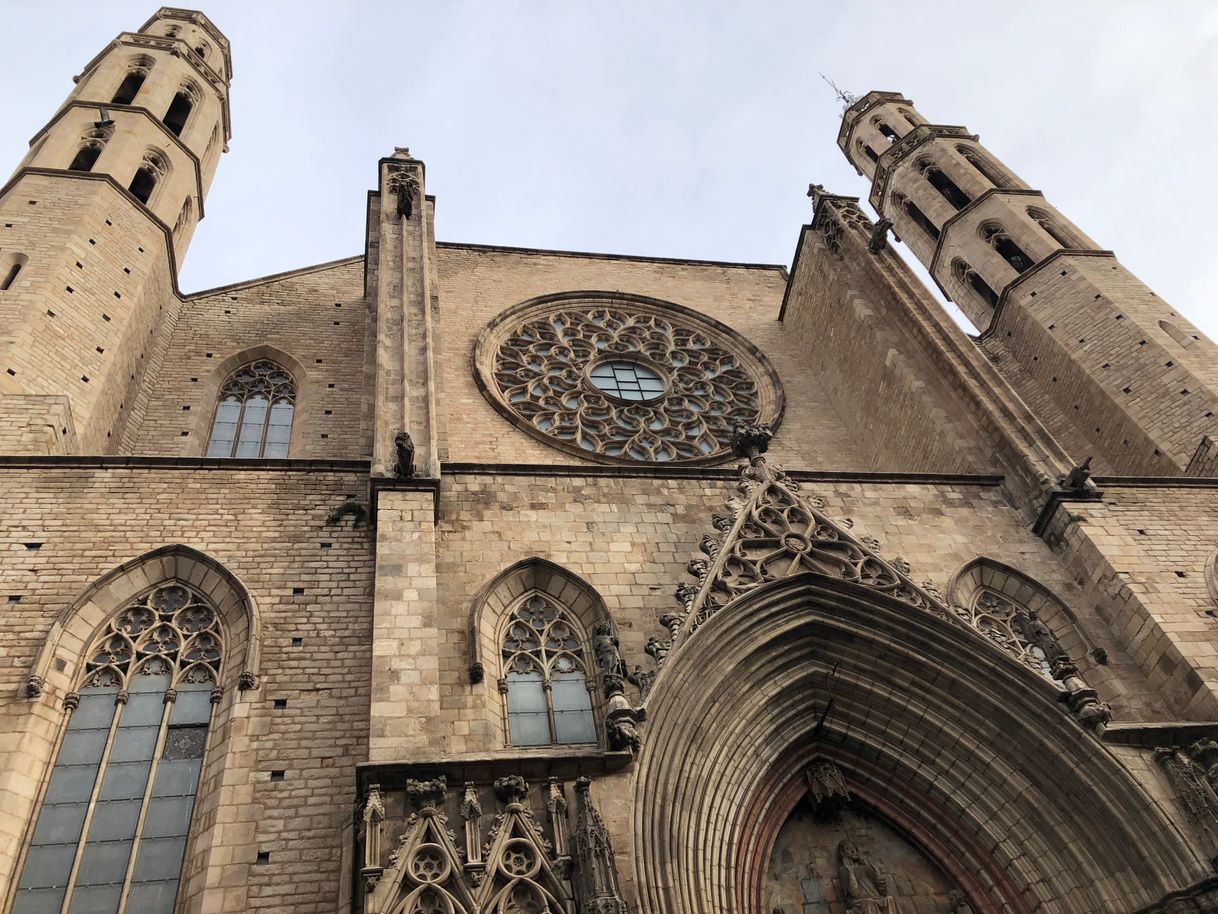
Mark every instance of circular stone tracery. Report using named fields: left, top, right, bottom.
left=474, top=293, right=784, bottom=464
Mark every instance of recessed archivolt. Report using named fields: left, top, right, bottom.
left=633, top=573, right=1207, bottom=914
left=23, top=544, right=260, bottom=700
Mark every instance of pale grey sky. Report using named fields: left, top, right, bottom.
left=3, top=2, right=1217, bottom=337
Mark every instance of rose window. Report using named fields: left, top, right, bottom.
left=474, top=294, right=784, bottom=464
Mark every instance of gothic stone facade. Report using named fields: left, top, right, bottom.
left=3, top=10, right=1218, bottom=914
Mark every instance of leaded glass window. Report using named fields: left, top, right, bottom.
left=13, top=584, right=223, bottom=914
left=500, top=593, right=596, bottom=746
left=206, top=359, right=295, bottom=458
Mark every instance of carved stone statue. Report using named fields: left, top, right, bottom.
left=591, top=621, right=620, bottom=673
left=393, top=431, right=415, bottom=478
left=644, top=635, right=670, bottom=666
left=947, top=889, right=974, bottom=914
left=837, top=840, right=900, bottom=914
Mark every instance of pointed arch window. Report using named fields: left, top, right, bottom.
left=111, top=58, right=153, bottom=106
left=917, top=159, right=971, bottom=210
left=129, top=151, right=168, bottom=206
left=953, top=258, right=999, bottom=308
left=957, top=145, right=1006, bottom=187
left=1027, top=206, right=1078, bottom=249
left=163, top=84, right=199, bottom=138
left=500, top=592, right=596, bottom=746
left=207, top=359, right=296, bottom=458
left=892, top=192, right=939, bottom=241
left=12, top=583, right=223, bottom=914
left=856, top=139, right=879, bottom=164
left=69, top=126, right=112, bottom=173
left=981, top=222, right=1034, bottom=273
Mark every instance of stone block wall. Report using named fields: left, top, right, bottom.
left=124, top=258, right=368, bottom=459
left=0, top=464, right=373, bottom=914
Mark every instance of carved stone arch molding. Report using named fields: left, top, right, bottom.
left=948, top=556, right=1097, bottom=664
left=472, top=291, right=785, bottom=465
left=24, top=543, right=261, bottom=700
left=467, top=557, right=614, bottom=684
left=633, top=573, right=1208, bottom=914
left=1207, top=551, right=1218, bottom=606
left=196, top=343, right=312, bottom=456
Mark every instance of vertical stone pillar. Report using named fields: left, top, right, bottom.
left=369, top=490, right=442, bottom=761
left=369, top=149, right=441, bottom=478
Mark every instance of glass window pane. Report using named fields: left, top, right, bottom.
left=44, top=765, right=101, bottom=804
left=142, top=797, right=195, bottom=839
left=151, top=759, right=202, bottom=798
left=118, top=694, right=166, bottom=728
left=71, top=692, right=120, bottom=730
left=57, top=729, right=108, bottom=766
left=75, top=839, right=133, bottom=886
left=262, top=441, right=288, bottom=458
left=206, top=437, right=234, bottom=457
left=67, top=883, right=122, bottom=914
left=507, top=711, right=551, bottom=747
left=97, top=760, right=152, bottom=801
left=17, top=844, right=77, bottom=888
left=125, top=880, right=179, bottom=914
left=85, top=799, right=142, bottom=842
left=550, top=673, right=592, bottom=713
left=131, top=836, right=186, bottom=884
left=505, top=672, right=546, bottom=713
left=169, top=688, right=212, bottom=725
left=108, top=726, right=159, bottom=763
left=10, top=885, right=66, bottom=914
left=553, top=708, right=597, bottom=744
left=30, top=802, right=88, bottom=846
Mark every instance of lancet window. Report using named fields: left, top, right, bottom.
left=12, top=583, right=224, bottom=914
left=917, top=159, right=971, bottom=210
left=981, top=222, right=1034, bottom=273
left=953, top=259, right=999, bottom=308
left=1027, top=206, right=1078, bottom=249
left=500, top=592, right=597, bottom=746
left=206, top=359, right=295, bottom=458
left=892, top=192, right=939, bottom=241
left=957, top=144, right=1006, bottom=187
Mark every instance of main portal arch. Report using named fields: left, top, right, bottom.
left=632, top=573, right=1207, bottom=913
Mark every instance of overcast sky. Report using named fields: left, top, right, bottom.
left=3, top=2, right=1217, bottom=337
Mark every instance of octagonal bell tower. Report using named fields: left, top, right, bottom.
left=839, top=91, right=1218, bottom=476
left=0, top=7, right=231, bottom=455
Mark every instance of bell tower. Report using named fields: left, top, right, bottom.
left=0, top=7, right=230, bottom=455
left=840, top=91, right=1218, bottom=475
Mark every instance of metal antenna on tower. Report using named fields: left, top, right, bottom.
left=819, top=73, right=859, bottom=111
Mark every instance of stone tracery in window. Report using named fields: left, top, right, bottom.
left=500, top=593, right=596, bottom=746
left=475, top=294, right=784, bottom=465
left=207, top=359, right=296, bottom=458
left=12, top=583, right=223, bottom=914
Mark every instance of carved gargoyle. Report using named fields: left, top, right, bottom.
left=1060, top=456, right=1094, bottom=494
left=394, top=431, right=415, bottom=478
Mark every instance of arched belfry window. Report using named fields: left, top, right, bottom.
left=1027, top=206, right=1078, bottom=249
left=957, top=145, right=1006, bottom=187
left=207, top=359, right=295, bottom=458
left=981, top=222, right=1034, bottom=273
left=499, top=592, right=597, bottom=746
left=128, top=150, right=168, bottom=206
left=111, top=57, right=153, bottom=106
left=163, top=84, right=199, bottom=138
left=12, top=583, right=223, bottom=914
left=917, top=159, right=971, bottom=210
left=953, top=258, right=999, bottom=309
left=892, top=192, right=939, bottom=241
left=69, top=125, right=113, bottom=173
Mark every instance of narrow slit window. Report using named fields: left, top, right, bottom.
left=207, top=359, right=296, bottom=458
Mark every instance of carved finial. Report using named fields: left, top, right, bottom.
left=392, top=146, right=412, bottom=159
left=494, top=775, right=528, bottom=805
left=405, top=775, right=447, bottom=811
